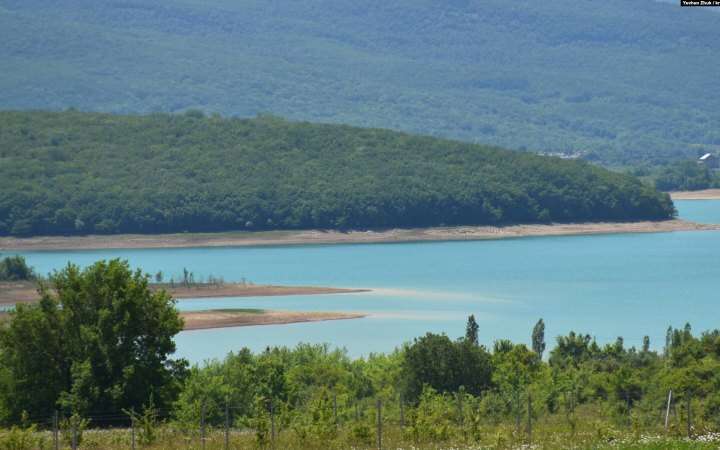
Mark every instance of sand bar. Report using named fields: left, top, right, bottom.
left=0, top=309, right=366, bottom=330
left=670, top=189, right=720, bottom=200
left=0, top=282, right=368, bottom=306
left=1, top=220, right=717, bottom=252
left=180, top=309, right=366, bottom=330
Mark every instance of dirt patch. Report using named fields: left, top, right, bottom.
left=1, top=220, right=717, bottom=251
left=0, top=281, right=41, bottom=305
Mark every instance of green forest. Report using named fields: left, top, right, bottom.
left=1, top=260, right=720, bottom=449
left=0, top=110, right=674, bottom=237
left=1, top=0, right=718, bottom=166
left=654, top=161, right=720, bottom=192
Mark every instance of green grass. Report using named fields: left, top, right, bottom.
left=2, top=423, right=718, bottom=450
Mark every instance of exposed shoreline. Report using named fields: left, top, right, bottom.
left=180, top=309, right=366, bottom=331
left=0, top=308, right=367, bottom=330
left=1, top=220, right=717, bottom=252
left=0, top=282, right=368, bottom=306
left=670, top=189, right=720, bottom=200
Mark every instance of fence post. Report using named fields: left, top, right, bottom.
left=626, top=392, right=632, bottom=427
left=333, top=392, right=338, bottom=429
left=53, top=411, right=59, bottom=450
left=201, top=401, right=206, bottom=450
left=515, top=392, right=521, bottom=433
left=225, top=398, right=230, bottom=450
left=71, top=420, right=77, bottom=450
left=527, top=393, right=532, bottom=445
left=664, top=390, right=672, bottom=433
left=131, top=409, right=136, bottom=450
left=270, top=398, right=276, bottom=446
left=687, top=392, right=693, bottom=439
left=457, top=392, right=463, bottom=427
left=376, top=399, right=382, bottom=450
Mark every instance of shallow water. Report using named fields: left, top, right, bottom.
left=9, top=200, right=720, bottom=363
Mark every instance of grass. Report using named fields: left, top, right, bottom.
left=3, top=403, right=719, bottom=450
left=2, top=426, right=718, bottom=450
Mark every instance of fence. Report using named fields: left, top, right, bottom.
left=0, top=389, right=703, bottom=449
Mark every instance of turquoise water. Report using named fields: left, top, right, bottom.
left=6, top=200, right=720, bottom=363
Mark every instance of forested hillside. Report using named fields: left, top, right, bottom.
left=0, top=0, right=718, bottom=166
left=0, top=111, right=673, bottom=236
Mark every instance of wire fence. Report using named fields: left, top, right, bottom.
left=0, top=389, right=706, bottom=450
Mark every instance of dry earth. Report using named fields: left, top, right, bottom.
left=180, top=309, right=366, bottom=330
left=0, top=282, right=368, bottom=306
left=670, top=189, right=720, bottom=200
left=1, top=220, right=717, bottom=251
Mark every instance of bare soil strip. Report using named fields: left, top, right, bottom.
left=0, top=282, right=368, bottom=306
left=180, top=309, right=366, bottom=330
left=1, top=220, right=717, bottom=251
left=670, top=189, right=720, bottom=200
left=0, top=309, right=366, bottom=330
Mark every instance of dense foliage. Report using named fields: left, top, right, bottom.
left=1, top=0, right=718, bottom=166
left=0, top=256, right=34, bottom=281
left=0, top=260, right=186, bottom=422
left=0, top=111, right=674, bottom=236
left=160, top=321, right=720, bottom=447
left=655, top=161, right=720, bottom=192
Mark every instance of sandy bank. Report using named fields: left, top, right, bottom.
left=670, top=189, right=720, bottom=200
left=180, top=309, right=366, bottom=330
left=0, top=282, right=367, bottom=306
left=1, top=220, right=717, bottom=252
left=0, top=309, right=366, bottom=330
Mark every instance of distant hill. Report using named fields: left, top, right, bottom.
left=0, top=0, right=718, bottom=166
left=0, top=111, right=674, bottom=236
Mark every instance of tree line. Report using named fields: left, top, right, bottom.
left=0, top=111, right=675, bottom=236
left=654, top=161, right=720, bottom=192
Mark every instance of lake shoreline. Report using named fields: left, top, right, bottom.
left=0, top=282, right=369, bottom=306
left=1, top=219, right=717, bottom=252
left=670, top=189, right=720, bottom=200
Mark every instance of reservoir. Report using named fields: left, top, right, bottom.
left=11, top=200, right=720, bottom=364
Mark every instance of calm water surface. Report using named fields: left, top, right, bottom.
left=9, top=200, right=720, bottom=363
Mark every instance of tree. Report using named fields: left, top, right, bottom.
left=0, top=259, right=187, bottom=422
left=0, top=255, right=35, bottom=281
left=492, top=343, right=539, bottom=431
left=465, top=315, right=479, bottom=345
left=549, top=332, right=595, bottom=368
left=532, top=319, right=546, bottom=360
left=402, top=333, right=492, bottom=401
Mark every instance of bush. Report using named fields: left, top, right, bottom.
left=0, top=256, right=35, bottom=282
left=0, top=426, right=41, bottom=450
